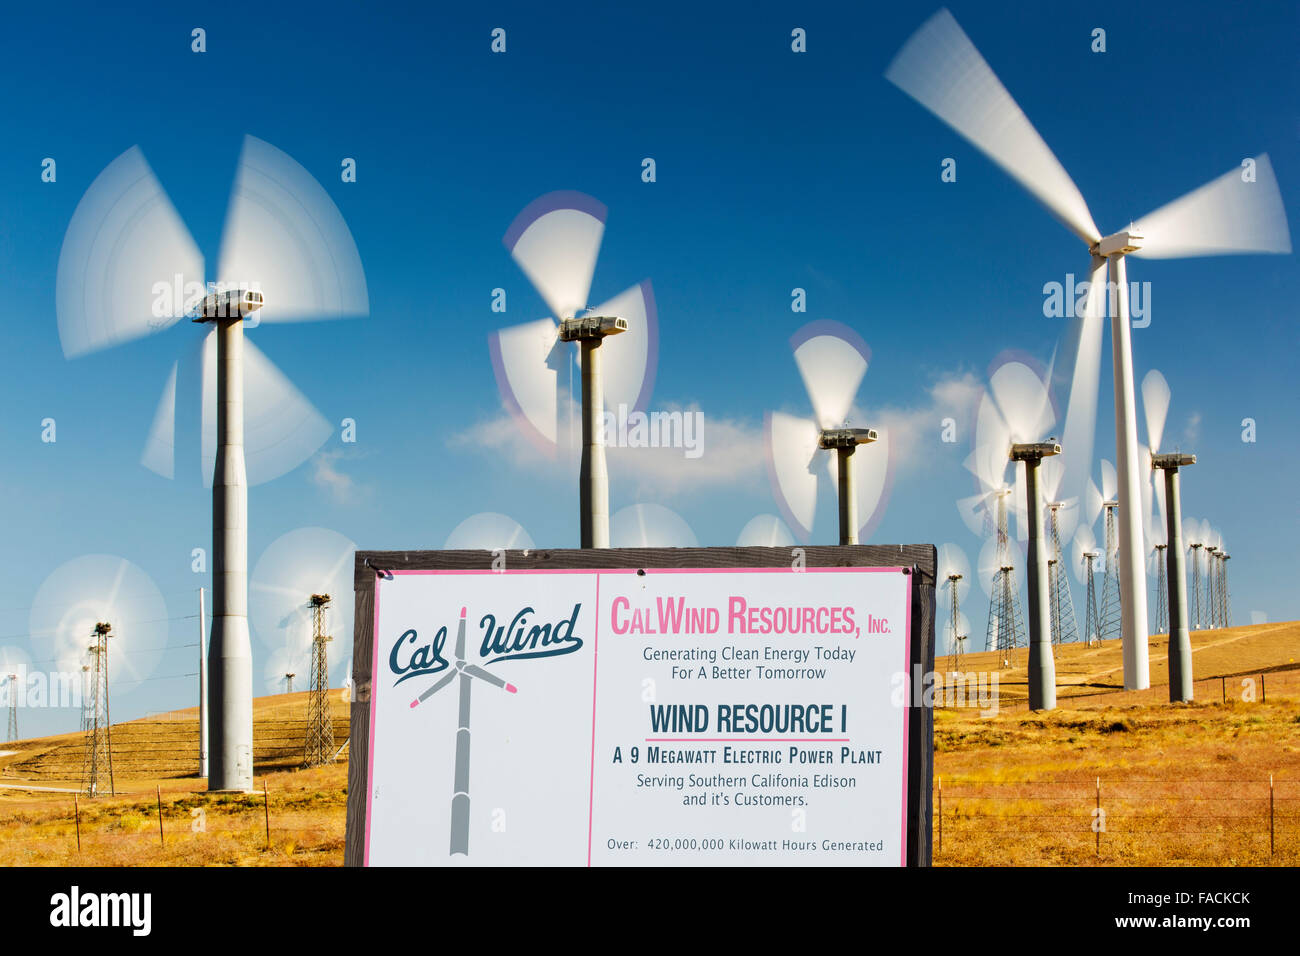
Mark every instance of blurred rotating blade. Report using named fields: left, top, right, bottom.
left=1099, top=459, right=1117, bottom=503
left=1085, top=478, right=1104, bottom=526
left=141, top=362, right=178, bottom=479
left=976, top=535, right=1001, bottom=598
left=791, top=321, right=870, bottom=430
left=1141, top=369, right=1171, bottom=453
left=444, top=513, right=534, bottom=551
left=736, top=515, right=796, bottom=548
left=1055, top=255, right=1108, bottom=506
left=884, top=8, right=1100, bottom=245
left=765, top=411, right=822, bottom=539
left=822, top=424, right=891, bottom=540
left=503, top=191, right=607, bottom=321
left=611, top=504, right=698, bottom=548
left=1071, top=524, right=1098, bottom=585
left=56, top=146, right=203, bottom=358
left=942, top=611, right=971, bottom=654
left=956, top=490, right=996, bottom=538
left=1132, top=154, right=1292, bottom=259
left=216, top=135, right=369, bottom=323
left=488, top=317, right=561, bottom=447
left=263, top=646, right=311, bottom=695
left=250, top=527, right=356, bottom=677
left=588, top=281, right=657, bottom=415
left=989, top=361, right=1054, bottom=446
left=29, top=554, right=169, bottom=689
left=201, top=331, right=333, bottom=486
left=969, top=391, right=1012, bottom=491
left=936, top=542, right=972, bottom=601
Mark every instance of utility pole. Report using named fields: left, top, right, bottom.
left=303, top=594, right=335, bottom=767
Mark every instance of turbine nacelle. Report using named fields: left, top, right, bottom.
left=1152, top=452, right=1197, bottom=470
left=818, top=427, right=877, bottom=450
left=1009, top=441, right=1061, bottom=461
left=558, top=314, right=627, bottom=342
left=1092, top=229, right=1145, bottom=258
left=191, top=288, right=264, bottom=322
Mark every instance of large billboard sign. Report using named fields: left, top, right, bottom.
left=345, top=546, right=935, bottom=866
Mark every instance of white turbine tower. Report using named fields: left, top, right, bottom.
left=489, top=192, right=657, bottom=548
left=56, top=136, right=368, bottom=790
left=766, top=321, right=891, bottom=545
left=887, top=8, right=1291, bottom=690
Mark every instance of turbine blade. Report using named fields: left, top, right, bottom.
left=1099, top=458, right=1117, bottom=503
left=202, top=333, right=333, bottom=487
left=588, top=280, right=657, bottom=415
left=1132, top=154, right=1292, bottom=259
left=141, top=362, right=178, bottom=479
left=1055, top=255, right=1107, bottom=507
left=444, top=514, right=534, bottom=551
left=936, top=542, right=971, bottom=600
left=56, top=146, right=203, bottom=358
left=736, top=514, right=796, bottom=548
left=412, top=668, right=457, bottom=705
left=956, top=491, right=994, bottom=538
left=765, top=412, right=822, bottom=539
left=216, top=136, right=369, bottom=322
left=885, top=8, right=1100, bottom=245
left=989, top=361, right=1054, bottom=445
left=463, top=664, right=517, bottom=694
left=1140, top=369, right=1171, bottom=453
left=610, top=504, right=698, bottom=548
left=503, top=191, right=607, bottom=321
left=489, top=318, right=560, bottom=447
left=791, top=321, right=869, bottom=430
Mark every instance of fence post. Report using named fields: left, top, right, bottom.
left=1221, top=677, right=1226, bottom=704
left=1270, top=774, right=1275, bottom=858
left=263, top=779, right=271, bottom=849
left=937, top=776, right=942, bottom=855
left=156, top=786, right=165, bottom=846
left=73, top=794, right=81, bottom=852
left=1261, top=674, right=1266, bottom=703
left=1095, top=777, right=1101, bottom=858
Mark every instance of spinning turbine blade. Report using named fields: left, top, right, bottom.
left=989, top=361, right=1054, bottom=445
left=885, top=8, right=1100, bottom=245
left=444, top=513, right=534, bottom=551
left=1055, top=255, right=1108, bottom=506
left=216, top=136, right=369, bottom=322
left=765, top=411, right=821, bottom=538
left=588, top=281, right=658, bottom=414
left=1071, top=524, right=1098, bottom=585
left=1140, top=369, right=1171, bottom=452
left=1099, top=459, right=1117, bottom=503
left=1133, top=154, right=1292, bottom=259
left=488, top=317, right=562, bottom=447
left=736, top=515, right=796, bottom=547
left=141, top=362, right=178, bottom=479
left=791, top=321, right=870, bottom=430
left=956, top=490, right=996, bottom=537
left=503, top=191, right=607, bottom=321
left=936, top=542, right=971, bottom=601
left=250, top=527, right=356, bottom=677
left=56, top=146, right=203, bottom=358
left=202, top=332, right=333, bottom=486
left=611, top=504, right=698, bottom=548
left=263, top=646, right=311, bottom=695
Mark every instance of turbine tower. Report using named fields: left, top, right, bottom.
left=411, top=607, right=518, bottom=856
left=984, top=489, right=1025, bottom=665
left=1012, top=441, right=1062, bottom=710
left=946, top=573, right=965, bottom=670
left=1152, top=453, right=1196, bottom=701
left=1205, top=545, right=1220, bottom=629
left=303, top=594, right=335, bottom=767
left=284, top=672, right=296, bottom=694
left=196, top=287, right=262, bottom=791
left=4, top=674, right=16, bottom=742
left=1082, top=551, right=1101, bottom=646
left=81, top=623, right=115, bottom=797
left=1188, top=541, right=1204, bottom=630
left=1098, top=502, right=1122, bottom=643
left=1152, top=544, right=1169, bottom=634
left=886, top=8, right=1291, bottom=691
left=1046, top=502, right=1079, bottom=645
left=1219, top=553, right=1232, bottom=627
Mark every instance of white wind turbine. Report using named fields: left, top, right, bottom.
left=887, top=8, right=1291, bottom=690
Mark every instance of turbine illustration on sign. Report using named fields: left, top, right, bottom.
left=410, top=607, right=518, bottom=856
left=887, top=7, right=1291, bottom=691
left=489, top=192, right=658, bottom=453
left=765, top=321, right=891, bottom=544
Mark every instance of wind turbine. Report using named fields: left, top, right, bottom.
left=410, top=607, right=518, bottom=856
left=937, top=543, right=971, bottom=667
left=57, top=137, right=368, bottom=790
left=444, top=513, right=535, bottom=552
left=736, top=515, right=797, bottom=548
left=612, top=504, right=698, bottom=548
left=887, top=8, right=1291, bottom=691
left=490, top=192, right=658, bottom=548
left=766, top=321, right=891, bottom=545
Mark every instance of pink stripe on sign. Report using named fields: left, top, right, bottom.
left=646, top=738, right=849, bottom=743
left=586, top=573, right=601, bottom=867
left=900, top=571, right=913, bottom=867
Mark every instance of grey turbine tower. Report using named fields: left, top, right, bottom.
left=562, top=315, right=627, bottom=548
left=887, top=8, right=1291, bottom=692
left=1012, top=441, right=1062, bottom=710
left=1152, top=453, right=1196, bottom=702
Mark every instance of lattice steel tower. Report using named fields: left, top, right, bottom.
left=1206, top=546, right=1219, bottom=629
left=946, top=573, right=966, bottom=671
left=303, top=594, right=335, bottom=767
left=1045, top=502, right=1079, bottom=645
left=4, top=673, right=17, bottom=742
left=80, top=622, right=115, bottom=797
left=1152, top=543, right=1169, bottom=635
left=1098, top=502, right=1122, bottom=643
left=1188, top=542, right=1203, bottom=630
left=984, top=489, right=1026, bottom=666
left=284, top=672, right=296, bottom=694
left=1082, top=551, right=1101, bottom=646
left=1219, top=553, right=1232, bottom=627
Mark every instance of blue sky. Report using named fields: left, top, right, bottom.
left=0, top=0, right=1295, bottom=735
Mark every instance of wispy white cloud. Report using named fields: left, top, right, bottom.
left=310, top=448, right=368, bottom=504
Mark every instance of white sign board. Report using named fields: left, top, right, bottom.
left=364, top=565, right=912, bottom=866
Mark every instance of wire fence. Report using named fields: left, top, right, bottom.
left=935, top=776, right=1299, bottom=865
left=992, top=669, right=1300, bottom=713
